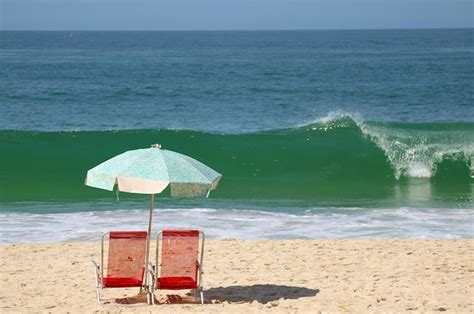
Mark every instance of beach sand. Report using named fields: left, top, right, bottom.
left=1, top=239, right=473, bottom=313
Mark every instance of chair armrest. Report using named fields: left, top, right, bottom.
left=91, top=260, right=102, bottom=288
left=196, top=261, right=204, bottom=291
left=91, top=260, right=100, bottom=277
left=147, top=261, right=156, bottom=277
left=146, top=261, right=156, bottom=292
left=197, top=261, right=204, bottom=274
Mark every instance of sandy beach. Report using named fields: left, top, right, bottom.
left=1, top=239, right=473, bottom=313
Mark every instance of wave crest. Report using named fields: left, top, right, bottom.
left=297, top=111, right=473, bottom=180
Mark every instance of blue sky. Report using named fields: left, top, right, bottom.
left=1, top=0, right=473, bottom=30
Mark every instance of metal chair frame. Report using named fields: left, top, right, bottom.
left=148, top=230, right=205, bottom=305
left=91, top=231, right=154, bottom=304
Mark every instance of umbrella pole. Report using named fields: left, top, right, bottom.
left=146, top=194, right=154, bottom=263
left=144, top=194, right=154, bottom=292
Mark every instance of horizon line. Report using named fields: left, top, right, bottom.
left=1, top=27, right=473, bottom=32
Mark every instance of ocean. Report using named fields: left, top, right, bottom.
left=0, top=29, right=472, bottom=243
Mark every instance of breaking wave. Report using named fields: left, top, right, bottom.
left=0, top=113, right=472, bottom=202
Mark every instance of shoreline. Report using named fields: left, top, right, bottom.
left=2, top=205, right=473, bottom=243
left=1, top=239, right=473, bottom=313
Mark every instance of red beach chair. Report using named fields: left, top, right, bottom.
left=149, top=230, right=205, bottom=304
left=92, top=231, right=152, bottom=304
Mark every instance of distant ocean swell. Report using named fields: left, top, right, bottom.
left=0, top=115, right=472, bottom=203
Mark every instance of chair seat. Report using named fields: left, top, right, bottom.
left=102, top=277, right=143, bottom=288
left=157, top=276, right=198, bottom=290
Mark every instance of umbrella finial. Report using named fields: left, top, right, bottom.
left=151, top=143, right=162, bottom=149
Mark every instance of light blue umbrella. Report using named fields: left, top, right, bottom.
left=85, top=144, right=222, bottom=263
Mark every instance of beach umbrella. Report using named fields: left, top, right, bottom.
left=84, top=143, right=222, bottom=264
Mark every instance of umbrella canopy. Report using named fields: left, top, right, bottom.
left=85, top=144, right=221, bottom=197
left=85, top=144, right=222, bottom=275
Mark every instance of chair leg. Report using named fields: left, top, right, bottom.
left=147, top=289, right=155, bottom=305
left=91, top=261, right=101, bottom=304
left=200, top=289, right=204, bottom=305
left=145, top=262, right=156, bottom=305
left=96, top=286, right=101, bottom=303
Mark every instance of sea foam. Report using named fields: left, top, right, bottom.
left=1, top=206, right=472, bottom=243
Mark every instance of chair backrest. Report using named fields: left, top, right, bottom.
left=106, top=231, right=147, bottom=280
left=159, top=230, right=200, bottom=281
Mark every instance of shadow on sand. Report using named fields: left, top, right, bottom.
left=115, top=284, right=319, bottom=305
left=204, top=284, right=319, bottom=304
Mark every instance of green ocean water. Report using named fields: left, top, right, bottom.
left=1, top=117, right=472, bottom=207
